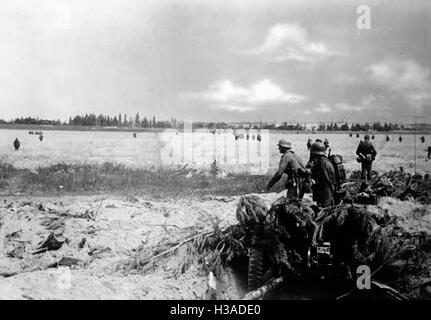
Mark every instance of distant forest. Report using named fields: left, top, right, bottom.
left=0, top=113, right=428, bottom=131
left=0, top=113, right=176, bottom=129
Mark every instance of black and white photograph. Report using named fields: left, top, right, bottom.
left=0, top=0, right=430, bottom=304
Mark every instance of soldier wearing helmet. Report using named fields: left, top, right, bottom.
left=356, top=134, right=377, bottom=181
left=309, top=141, right=336, bottom=208
left=266, top=139, right=307, bottom=199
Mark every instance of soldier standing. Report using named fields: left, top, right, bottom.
left=13, top=138, right=20, bottom=151
left=309, top=142, right=336, bottom=208
left=356, top=134, right=377, bottom=181
left=266, top=139, right=307, bottom=199
left=399, top=136, right=402, bottom=142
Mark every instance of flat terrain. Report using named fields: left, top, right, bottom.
left=1, top=129, right=430, bottom=175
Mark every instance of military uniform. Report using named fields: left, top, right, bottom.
left=356, top=139, right=377, bottom=180
left=267, top=150, right=306, bottom=199
left=310, top=156, right=336, bottom=207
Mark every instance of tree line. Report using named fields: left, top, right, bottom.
left=0, top=116, right=421, bottom=132
left=1, top=113, right=178, bottom=129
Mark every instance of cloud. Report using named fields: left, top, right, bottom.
left=365, top=59, right=431, bottom=107
left=314, top=103, right=332, bottom=113
left=246, top=23, right=341, bottom=63
left=181, top=79, right=305, bottom=112
left=335, top=103, right=362, bottom=112
left=210, top=104, right=257, bottom=113
left=331, top=95, right=391, bottom=115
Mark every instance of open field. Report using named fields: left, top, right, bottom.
left=0, top=128, right=430, bottom=300
left=1, top=129, right=430, bottom=176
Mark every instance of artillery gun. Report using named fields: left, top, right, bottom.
left=237, top=196, right=409, bottom=300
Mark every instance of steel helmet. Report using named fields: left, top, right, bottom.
left=277, top=139, right=292, bottom=149
left=310, top=142, right=326, bottom=156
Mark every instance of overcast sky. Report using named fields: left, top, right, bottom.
left=0, top=0, right=430, bottom=123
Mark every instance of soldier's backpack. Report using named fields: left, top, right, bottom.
left=329, top=154, right=346, bottom=188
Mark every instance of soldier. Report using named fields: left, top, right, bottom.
left=428, top=146, right=431, bottom=160
left=307, top=138, right=312, bottom=150
left=349, top=133, right=353, bottom=138
left=39, top=134, right=43, bottom=142
left=13, top=138, right=20, bottom=151
left=324, top=138, right=329, bottom=150
left=420, top=136, right=425, bottom=143
left=266, top=139, right=307, bottom=199
left=371, top=134, right=375, bottom=140
left=309, top=142, right=336, bottom=208
left=386, top=135, right=390, bottom=142
left=356, top=134, right=377, bottom=181
left=356, top=133, right=360, bottom=138
left=399, top=136, right=402, bottom=142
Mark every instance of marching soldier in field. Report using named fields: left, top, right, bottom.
left=13, top=138, right=20, bottom=151
left=420, top=136, right=425, bottom=143
left=386, top=135, right=390, bottom=141
left=356, top=134, right=377, bottom=181
left=399, top=136, right=402, bottom=142
left=308, top=141, right=336, bottom=208
left=266, top=139, right=307, bottom=199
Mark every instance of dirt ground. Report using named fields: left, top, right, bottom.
left=0, top=192, right=429, bottom=300
left=0, top=192, right=281, bottom=300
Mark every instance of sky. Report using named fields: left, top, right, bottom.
left=0, top=0, right=430, bottom=123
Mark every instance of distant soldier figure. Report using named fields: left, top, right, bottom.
left=39, top=134, right=43, bottom=142
left=356, top=134, right=377, bottom=181
left=257, top=134, right=261, bottom=142
left=324, top=138, right=329, bottom=150
left=133, top=133, right=137, bottom=138
left=13, top=138, right=20, bottom=151
left=349, top=133, right=352, bottom=137
left=266, top=139, right=307, bottom=199
left=307, top=138, right=312, bottom=150
left=371, top=134, right=375, bottom=140
left=386, top=135, right=390, bottom=141
left=420, top=136, right=425, bottom=143
left=356, top=133, right=360, bottom=138
left=399, top=136, right=402, bottom=142
left=428, top=146, right=431, bottom=160
left=309, top=141, right=336, bottom=208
